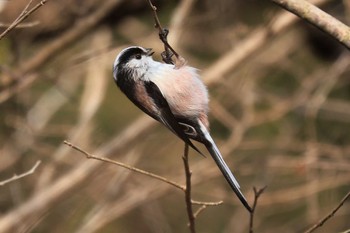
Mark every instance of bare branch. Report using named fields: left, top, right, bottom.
left=0, top=161, right=41, bottom=186
left=181, top=146, right=224, bottom=232
left=271, top=0, right=350, bottom=49
left=64, top=140, right=222, bottom=233
left=0, top=21, right=39, bottom=28
left=191, top=200, right=223, bottom=206
left=0, top=0, right=48, bottom=40
left=304, top=190, right=350, bottom=233
left=193, top=201, right=223, bottom=219
left=193, top=205, right=206, bottom=219
left=63, top=140, right=185, bottom=191
left=182, top=143, right=196, bottom=233
left=146, top=0, right=186, bottom=67
left=249, top=186, right=267, bottom=233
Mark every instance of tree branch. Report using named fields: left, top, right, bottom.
left=63, top=140, right=185, bottom=191
left=0, top=161, right=41, bottom=186
left=304, top=190, right=350, bottom=233
left=193, top=200, right=223, bottom=219
left=0, top=0, right=48, bottom=40
left=271, top=0, right=350, bottom=49
left=182, top=143, right=196, bottom=233
left=0, top=21, right=39, bottom=28
left=64, top=140, right=222, bottom=233
left=146, top=0, right=186, bottom=67
left=249, top=186, right=267, bottom=233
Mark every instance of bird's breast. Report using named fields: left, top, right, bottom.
left=149, top=65, right=209, bottom=119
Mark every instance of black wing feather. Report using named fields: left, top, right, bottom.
left=144, top=81, right=204, bottom=155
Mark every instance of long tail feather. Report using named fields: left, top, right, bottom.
left=199, top=122, right=252, bottom=212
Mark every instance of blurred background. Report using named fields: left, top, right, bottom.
left=0, top=0, right=350, bottom=232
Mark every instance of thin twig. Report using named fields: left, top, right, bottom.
left=0, top=21, right=39, bottom=28
left=271, top=0, right=350, bottom=49
left=182, top=143, right=196, bottom=233
left=63, top=140, right=185, bottom=191
left=304, top=190, right=350, bottom=233
left=146, top=0, right=177, bottom=58
left=0, top=161, right=41, bottom=186
left=249, top=186, right=267, bottom=233
left=193, top=201, right=224, bottom=219
left=64, top=140, right=224, bottom=211
left=193, top=205, right=207, bottom=218
left=146, top=0, right=186, bottom=67
left=0, top=0, right=48, bottom=40
left=191, top=200, right=223, bottom=206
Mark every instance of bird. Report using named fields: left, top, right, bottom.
left=112, top=46, right=251, bottom=212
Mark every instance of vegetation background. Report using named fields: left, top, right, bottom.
left=0, top=0, right=349, bottom=232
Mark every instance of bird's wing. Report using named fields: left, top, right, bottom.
left=144, top=81, right=203, bottom=155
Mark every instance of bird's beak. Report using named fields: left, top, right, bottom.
left=145, top=48, right=154, bottom=56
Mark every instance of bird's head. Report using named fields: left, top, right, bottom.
left=113, top=46, right=155, bottom=82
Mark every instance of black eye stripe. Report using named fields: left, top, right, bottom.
left=135, top=54, right=142, bottom=59
left=117, top=47, right=146, bottom=64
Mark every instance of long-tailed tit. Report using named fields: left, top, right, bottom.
left=113, top=46, right=251, bottom=212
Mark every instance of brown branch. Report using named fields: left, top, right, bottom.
left=271, top=0, right=350, bottom=49
left=63, top=140, right=185, bottom=191
left=193, top=205, right=207, bottom=219
left=193, top=201, right=223, bottom=219
left=249, top=186, right=267, bottom=233
left=304, top=190, right=350, bottom=233
left=0, top=0, right=48, bottom=40
left=181, top=146, right=224, bottom=231
left=64, top=139, right=222, bottom=232
left=0, top=21, right=39, bottom=28
left=146, top=0, right=186, bottom=67
left=191, top=200, right=223, bottom=206
left=182, top=143, right=196, bottom=233
left=0, top=161, right=41, bottom=186
left=202, top=0, right=329, bottom=85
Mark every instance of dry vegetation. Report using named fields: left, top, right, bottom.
left=0, top=0, right=350, bottom=232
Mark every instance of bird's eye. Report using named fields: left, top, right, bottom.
left=135, top=54, right=142, bottom=60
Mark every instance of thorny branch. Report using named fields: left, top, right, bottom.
left=249, top=186, right=267, bottom=233
left=0, top=0, right=49, bottom=40
left=146, top=0, right=186, bottom=67
left=304, top=190, right=350, bottom=233
left=0, top=161, right=41, bottom=186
